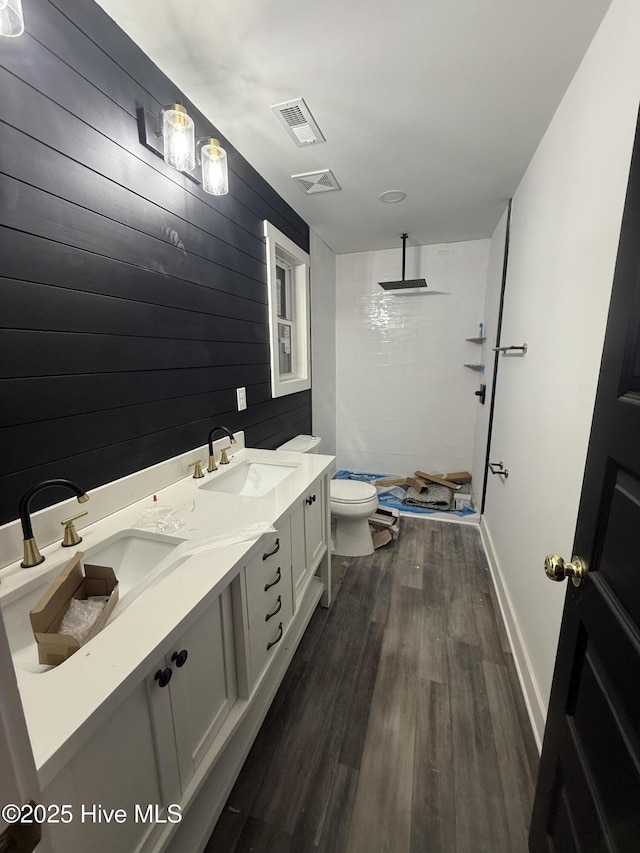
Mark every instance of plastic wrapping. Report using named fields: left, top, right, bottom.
left=58, top=596, right=108, bottom=646
left=133, top=504, right=188, bottom=533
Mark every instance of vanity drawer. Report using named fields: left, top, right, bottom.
left=244, top=528, right=292, bottom=630
left=249, top=592, right=294, bottom=684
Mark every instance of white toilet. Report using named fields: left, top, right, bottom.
left=276, top=435, right=379, bottom=557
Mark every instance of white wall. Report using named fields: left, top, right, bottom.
left=336, top=239, right=489, bottom=476
left=310, top=230, right=337, bottom=455
left=478, top=0, right=640, bottom=748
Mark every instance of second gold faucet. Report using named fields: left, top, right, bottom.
left=207, top=425, right=236, bottom=471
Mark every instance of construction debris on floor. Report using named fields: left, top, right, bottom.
left=376, top=470, right=472, bottom=511
left=336, top=469, right=475, bottom=518
left=368, top=506, right=400, bottom=549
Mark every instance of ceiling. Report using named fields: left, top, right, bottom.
left=95, top=0, right=612, bottom=254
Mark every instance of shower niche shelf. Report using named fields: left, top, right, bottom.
left=464, top=334, right=485, bottom=372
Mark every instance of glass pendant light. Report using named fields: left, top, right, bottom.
left=0, top=0, right=25, bottom=37
left=200, top=138, right=229, bottom=195
left=161, top=104, right=195, bottom=172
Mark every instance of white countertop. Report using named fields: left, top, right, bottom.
left=0, top=444, right=334, bottom=786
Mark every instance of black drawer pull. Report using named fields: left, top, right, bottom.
left=305, top=494, right=317, bottom=505
left=264, top=566, right=282, bottom=591
left=154, top=667, right=172, bottom=688
left=262, top=538, right=280, bottom=560
left=171, top=649, right=188, bottom=668
left=265, top=595, right=282, bottom=622
left=267, top=622, right=283, bottom=651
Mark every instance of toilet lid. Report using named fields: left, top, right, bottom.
left=330, top=480, right=377, bottom=504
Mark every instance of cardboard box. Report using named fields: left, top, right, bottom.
left=29, top=552, right=119, bottom=666
left=369, top=507, right=400, bottom=543
left=371, top=528, right=393, bottom=549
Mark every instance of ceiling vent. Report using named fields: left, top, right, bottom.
left=292, top=169, right=341, bottom=194
left=271, top=98, right=325, bottom=146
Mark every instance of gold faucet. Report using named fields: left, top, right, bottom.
left=207, top=425, right=236, bottom=471
left=219, top=446, right=233, bottom=465
left=19, top=479, right=90, bottom=568
left=61, top=511, right=89, bottom=547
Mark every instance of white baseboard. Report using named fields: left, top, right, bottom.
left=480, top=518, right=546, bottom=751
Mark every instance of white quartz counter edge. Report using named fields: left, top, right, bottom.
left=1, top=447, right=335, bottom=786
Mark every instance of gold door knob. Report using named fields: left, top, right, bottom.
left=544, top=554, right=588, bottom=587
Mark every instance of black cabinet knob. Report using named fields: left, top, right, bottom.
left=154, top=667, right=172, bottom=688
left=305, top=494, right=316, bottom=505
left=171, top=649, right=189, bottom=668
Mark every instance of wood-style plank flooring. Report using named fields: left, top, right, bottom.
left=205, top=518, right=538, bottom=853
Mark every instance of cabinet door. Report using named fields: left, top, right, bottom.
left=43, top=681, right=170, bottom=853
left=170, top=588, right=237, bottom=792
left=304, top=477, right=326, bottom=572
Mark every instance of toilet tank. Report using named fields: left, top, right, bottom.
left=276, top=434, right=322, bottom=454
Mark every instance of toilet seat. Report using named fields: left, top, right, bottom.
left=330, top=480, right=377, bottom=504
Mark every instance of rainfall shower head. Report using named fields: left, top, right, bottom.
left=378, top=233, right=427, bottom=291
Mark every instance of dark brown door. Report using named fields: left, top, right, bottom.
left=529, top=108, right=640, bottom=851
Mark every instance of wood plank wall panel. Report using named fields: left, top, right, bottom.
left=0, top=0, right=311, bottom=524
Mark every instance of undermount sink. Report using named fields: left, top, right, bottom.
left=0, top=529, right=185, bottom=673
left=199, top=461, right=299, bottom=497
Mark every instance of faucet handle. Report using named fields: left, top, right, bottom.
left=219, top=446, right=233, bottom=465
left=61, top=510, right=88, bottom=547
left=189, top=460, right=205, bottom=479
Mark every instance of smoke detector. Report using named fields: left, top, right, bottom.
left=292, top=169, right=341, bottom=194
left=271, top=98, right=325, bottom=146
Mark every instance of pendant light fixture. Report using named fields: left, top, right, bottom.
left=161, top=103, right=195, bottom=173
left=198, top=138, right=229, bottom=195
left=0, top=0, right=25, bottom=37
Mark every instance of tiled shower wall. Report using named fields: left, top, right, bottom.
left=336, top=239, right=490, bottom=477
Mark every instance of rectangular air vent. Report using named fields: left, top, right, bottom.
left=271, top=98, right=325, bottom=146
left=292, top=169, right=341, bottom=194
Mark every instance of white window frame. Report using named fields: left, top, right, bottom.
left=264, top=220, right=311, bottom=397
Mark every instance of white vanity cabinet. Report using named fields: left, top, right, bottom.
left=42, top=679, right=170, bottom=853
left=42, top=587, right=237, bottom=853
left=146, top=586, right=237, bottom=797
left=11, top=447, right=335, bottom=853
left=291, top=475, right=327, bottom=606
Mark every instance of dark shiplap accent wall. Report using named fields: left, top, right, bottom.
left=0, top=0, right=311, bottom=524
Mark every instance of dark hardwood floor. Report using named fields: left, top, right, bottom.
left=206, top=518, right=538, bottom=853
